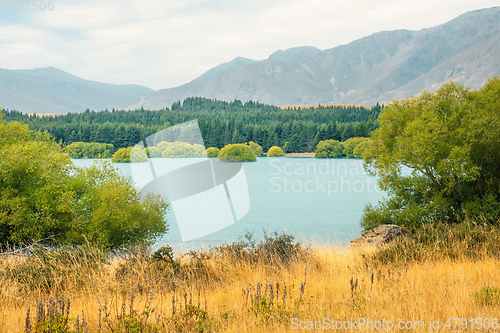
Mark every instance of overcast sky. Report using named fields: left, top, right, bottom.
left=0, top=0, right=498, bottom=90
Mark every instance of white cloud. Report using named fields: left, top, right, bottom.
left=0, top=0, right=498, bottom=90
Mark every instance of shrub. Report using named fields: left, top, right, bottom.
left=111, top=147, right=132, bottom=163
left=247, top=141, right=263, bottom=157
left=206, top=147, right=220, bottom=158
left=314, top=140, right=343, bottom=158
left=64, top=142, right=114, bottom=159
left=218, top=144, right=256, bottom=162
left=130, top=146, right=148, bottom=162
left=353, top=138, right=373, bottom=159
left=268, top=146, right=285, bottom=157
left=342, top=137, right=366, bottom=158
left=212, top=231, right=306, bottom=266
left=0, top=119, right=73, bottom=244
left=161, top=141, right=206, bottom=158
left=145, top=146, right=162, bottom=158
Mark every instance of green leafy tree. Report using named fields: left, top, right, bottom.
left=64, top=142, right=87, bottom=158
left=342, top=137, right=368, bottom=158
left=363, top=79, right=500, bottom=230
left=268, top=146, right=285, bottom=157
left=84, top=142, right=114, bottom=158
left=315, top=140, right=344, bottom=158
left=112, top=147, right=132, bottom=163
left=4, top=98, right=381, bottom=156
left=206, top=147, right=220, bottom=158
left=247, top=141, right=263, bottom=157
left=145, top=146, right=162, bottom=158
left=353, top=138, right=373, bottom=159
left=130, top=146, right=148, bottom=162
left=0, top=119, right=74, bottom=244
left=67, top=162, right=168, bottom=248
left=65, top=142, right=114, bottom=159
left=0, top=114, right=168, bottom=247
left=218, top=144, right=256, bottom=162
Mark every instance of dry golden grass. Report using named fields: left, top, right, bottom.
left=0, top=240, right=499, bottom=332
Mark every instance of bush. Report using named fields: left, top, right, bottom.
left=315, top=140, right=343, bottom=158
left=247, top=141, right=263, bottom=157
left=206, top=147, right=220, bottom=158
left=64, top=142, right=114, bottom=159
left=268, top=146, right=285, bottom=157
left=160, top=141, right=205, bottom=158
left=342, top=137, right=366, bottom=158
left=145, top=146, right=162, bottom=158
left=111, top=147, right=132, bottom=163
left=130, top=146, right=148, bottom=162
left=353, top=138, right=373, bottom=159
left=218, top=144, right=256, bottom=162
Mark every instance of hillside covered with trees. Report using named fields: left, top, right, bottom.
left=3, top=98, right=380, bottom=154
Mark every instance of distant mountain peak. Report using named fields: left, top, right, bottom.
left=195, top=56, right=255, bottom=82
left=0, top=67, right=155, bottom=114
left=268, top=46, right=322, bottom=61
left=131, top=6, right=500, bottom=110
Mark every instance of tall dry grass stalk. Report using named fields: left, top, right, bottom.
left=0, top=226, right=499, bottom=332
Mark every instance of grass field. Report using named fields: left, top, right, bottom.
left=0, top=224, right=499, bottom=332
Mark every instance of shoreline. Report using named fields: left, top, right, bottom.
left=283, top=152, right=315, bottom=157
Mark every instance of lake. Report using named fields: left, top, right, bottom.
left=72, top=157, right=385, bottom=251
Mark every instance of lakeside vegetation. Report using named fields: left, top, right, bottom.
left=363, top=78, right=500, bottom=229
left=218, top=144, right=257, bottom=162
left=0, top=78, right=499, bottom=332
left=314, top=137, right=372, bottom=159
left=3, top=98, right=380, bottom=154
left=0, top=114, right=168, bottom=248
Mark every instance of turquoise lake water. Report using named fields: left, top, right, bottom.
left=72, top=157, right=385, bottom=251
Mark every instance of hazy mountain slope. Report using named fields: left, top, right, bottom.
left=132, top=6, right=500, bottom=109
left=0, top=67, right=154, bottom=114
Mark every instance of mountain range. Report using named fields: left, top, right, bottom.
left=1, top=6, right=499, bottom=114
left=0, top=67, right=154, bottom=114
left=132, top=6, right=500, bottom=109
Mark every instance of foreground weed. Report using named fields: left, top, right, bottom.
left=473, top=286, right=500, bottom=305
left=245, top=269, right=308, bottom=322
left=100, top=288, right=160, bottom=333
left=24, top=295, right=82, bottom=333
left=169, top=304, right=213, bottom=332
